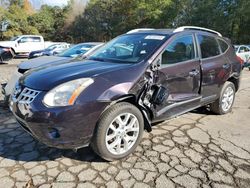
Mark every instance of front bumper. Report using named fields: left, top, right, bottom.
left=10, top=90, right=109, bottom=149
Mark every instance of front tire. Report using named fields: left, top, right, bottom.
left=210, top=81, right=235, bottom=115
left=91, top=102, right=144, bottom=161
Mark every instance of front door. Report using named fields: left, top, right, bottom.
left=153, top=34, right=201, bottom=122
left=16, top=37, right=32, bottom=53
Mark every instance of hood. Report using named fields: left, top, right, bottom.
left=0, top=41, right=15, bottom=47
left=18, top=56, right=70, bottom=70
left=20, top=60, right=133, bottom=91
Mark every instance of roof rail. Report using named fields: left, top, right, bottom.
left=127, top=28, right=155, bottom=34
left=174, top=26, right=222, bottom=37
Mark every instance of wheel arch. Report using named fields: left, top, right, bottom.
left=10, top=48, right=16, bottom=56
left=227, top=76, right=240, bottom=92
left=103, top=94, right=152, bottom=132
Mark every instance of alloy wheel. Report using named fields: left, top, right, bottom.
left=105, top=113, right=140, bottom=155
left=221, top=86, right=234, bottom=112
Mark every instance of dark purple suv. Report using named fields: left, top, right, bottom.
left=10, top=26, right=241, bottom=161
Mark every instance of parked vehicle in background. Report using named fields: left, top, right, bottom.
left=236, top=56, right=244, bottom=69
left=28, top=43, right=71, bottom=59
left=0, top=35, right=59, bottom=57
left=58, top=42, right=103, bottom=58
left=0, top=46, right=14, bottom=62
left=9, top=26, right=241, bottom=161
left=234, top=45, right=250, bottom=63
left=1, top=42, right=104, bottom=104
left=243, top=59, right=250, bottom=71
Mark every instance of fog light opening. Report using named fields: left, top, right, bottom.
left=48, top=128, right=60, bottom=139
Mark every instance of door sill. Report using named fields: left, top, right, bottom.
left=156, top=96, right=202, bottom=117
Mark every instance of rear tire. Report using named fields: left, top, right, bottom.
left=210, top=81, right=235, bottom=115
left=91, top=102, right=144, bottom=161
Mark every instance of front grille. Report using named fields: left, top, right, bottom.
left=16, top=87, right=40, bottom=104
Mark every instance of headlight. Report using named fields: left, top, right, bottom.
left=43, top=78, right=94, bottom=107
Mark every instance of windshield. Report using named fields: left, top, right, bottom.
left=10, top=36, right=19, bottom=41
left=89, top=34, right=167, bottom=63
left=58, top=44, right=95, bottom=57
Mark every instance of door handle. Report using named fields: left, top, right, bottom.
left=189, top=69, right=200, bottom=77
left=223, top=63, right=230, bottom=69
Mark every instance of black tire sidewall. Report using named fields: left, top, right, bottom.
left=219, top=82, right=236, bottom=114
left=92, top=102, right=144, bottom=161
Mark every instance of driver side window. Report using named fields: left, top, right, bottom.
left=161, top=35, right=195, bottom=65
left=19, top=37, right=32, bottom=43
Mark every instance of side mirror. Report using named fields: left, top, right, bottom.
left=81, top=55, right=87, bottom=59
left=152, top=58, right=161, bottom=70
left=156, top=58, right=161, bottom=67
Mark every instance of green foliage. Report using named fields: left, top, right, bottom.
left=1, top=4, right=38, bottom=39
left=0, top=0, right=249, bottom=44
left=175, top=0, right=250, bottom=43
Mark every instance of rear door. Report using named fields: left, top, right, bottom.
left=30, top=36, right=43, bottom=51
left=153, top=34, right=201, bottom=121
left=197, top=34, right=230, bottom=100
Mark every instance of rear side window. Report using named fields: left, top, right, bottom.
left=31, top=37, right=41, bottom=42
left=198, top=35, right=220, bottom=58
left=218, top=39, right=229, bottom=53
left=161, top=35, right=195, bottom=65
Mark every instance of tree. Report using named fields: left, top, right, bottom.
left=2, top=4, right=38, bottom=39
left=174, top=0, right=250, bottom=44
left=23, top=0, right=34, bottom=15
left=68, top=0, right=182, bottom=42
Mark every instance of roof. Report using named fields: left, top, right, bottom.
left=127, top=29, right=175, bottom=35
left=17, top=35, right=43, bottom=38
left=78, top=42, right=104, bottom=46
left=126, top=26, right=222, bottom=37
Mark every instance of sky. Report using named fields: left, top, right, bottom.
left=0, top=0, right=88, bottom=10
left=29, top=0, right=69, bottom=9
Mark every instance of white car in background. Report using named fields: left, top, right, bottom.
left=0, top=35, right=59, bottom=57
left=234, top=45, right=250, bottom=62
left=1, top=42, right=104, bottom=105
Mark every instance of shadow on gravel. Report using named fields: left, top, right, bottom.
left=0, top=100, right=105, bottom=163
left=0, top=62, right=8, bottom=65
left=191, top=106, right=216, bottom=115
left=0, top=100, right=215, bottom=164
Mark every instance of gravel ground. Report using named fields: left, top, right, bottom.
left=0, top=59, right=250, bottom=188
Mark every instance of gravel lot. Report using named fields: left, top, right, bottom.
left=0, top=59, right=250, bottom=188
